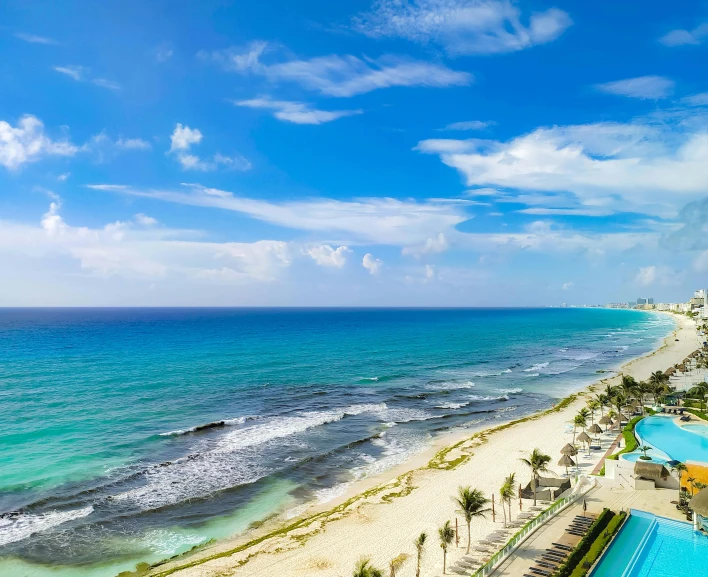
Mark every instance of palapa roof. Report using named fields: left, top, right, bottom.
left=589, top=424, right=603, bottom=434
left=558, top=454, right=575, bottom=467
left=633, top=461, right=670, bottom=480
left=577, top=432, right=591, bottom=443
left=691, top=488, right=708, bottom=516
left=561, top=443, right=578, bottom=455
left=599, top=416, right=611, bottom=424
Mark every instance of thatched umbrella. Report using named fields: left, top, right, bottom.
left=578, top=431, right=591, bottom=451
left=558, top=454, right=576, bottom=477
left=588, top=423, right=603, bottom=443
left=561, top=443, right=578, bottom=456
left=599, top=415, right=611, bottom=431
left=690, top=488, right=708, bottom=518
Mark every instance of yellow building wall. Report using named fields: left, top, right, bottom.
left=685, top=462, right=708, bottom=489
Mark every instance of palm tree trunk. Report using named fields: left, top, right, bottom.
left=443, top=549, right=446, bottom=574
left=502, top=500, right=507, bottom=527
left=466, top=521, right=471, bottom=554
left=532, top=477, right=537, bottom=506
left=416, top=552, right=421, bottom=577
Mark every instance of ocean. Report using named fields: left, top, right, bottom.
left=0, top=308, right=675, bottom=576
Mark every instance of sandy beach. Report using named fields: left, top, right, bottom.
left=145, top=313, right=700, bottom=577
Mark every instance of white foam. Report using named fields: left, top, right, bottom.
left=523, top=373, right=540, bottom=377
left=314, top=482, right=351, bottom=504
left=427, top=380, right=475, bottom=390
left=523, top=362, right=549, bottom=372
left=470, top=369, right=512, bottom=377
left=0, top=506, right=94, bottom=546
left=435, top=401, right=470, bottom=410
left=496, top=388, right=523, bottom=394
left=469, top=394, right=509, bottom=402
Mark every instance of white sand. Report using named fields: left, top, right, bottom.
left=149, top=313, right=699, bottom=577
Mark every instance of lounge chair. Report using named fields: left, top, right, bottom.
left=529, top=567, right=552, bottom=576
left=552, top=543, right=573, bottom=551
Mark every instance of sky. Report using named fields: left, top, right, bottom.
left=1, top=0, right=708, bottom=306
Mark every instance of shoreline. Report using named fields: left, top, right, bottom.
left=141, top=311, right=699, bottom=577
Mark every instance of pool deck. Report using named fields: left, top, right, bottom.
left=490, top=482, right=685, bottom=577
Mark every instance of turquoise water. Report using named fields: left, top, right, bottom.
left=635, top=416, right=708, bottom=463
left=0, top=308, right=674, bottom=576
left=683, top=424, right=708, bottom=439
left=591, top=510, right=708, bottom=577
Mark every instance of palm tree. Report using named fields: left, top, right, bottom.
left=639, top=445, right=652, bottom=460
left=620, top=374, right=638, bottom=400
left=671, top=462, right=688, bottom=503
left=687, top=476, right=697, bottom=496
left=572, top=414, right=586, bottom=444
left=603, top=383, right=617, bottom=399
left=414, top=532, right=427, bottom=577
left=613, top=393, right=627, bottom=425
left=501, top=473, right=516, bottom=524
left=454, top=487, right=490, bottom=554
left=520, top=449, right=552, bottom=506
left=353, top=557, right=383, bottom=577
left=688, top=382, right=708, bottom=411
left=388, top=554, right=408, bottom=577
left=595, top=393, right=609, bottom=417
left=438, top=520, right=455, bottom=574
left=587, top=399, right=600, bottom=424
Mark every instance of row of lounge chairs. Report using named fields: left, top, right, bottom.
left=523, top=516, right=593, bottom=577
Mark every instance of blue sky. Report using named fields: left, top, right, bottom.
left=1, top=0, right=708, bottom=306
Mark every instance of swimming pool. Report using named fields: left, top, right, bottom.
left=591, top=510, right=708, bottom=577
left=634, top=416, right=708, bottom=463
left=683, top=423, right=708, bottom=439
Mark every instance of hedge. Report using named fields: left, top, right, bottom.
left=552, top=508, right=614, bottom=577
left=685, top=408, right=708, bottom=421
left=599, top=415, right=644, bottom=475
left=567, top=511, right=626, bottom=577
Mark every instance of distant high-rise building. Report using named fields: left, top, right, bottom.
left=637, top=298, right=647, bottom=305
left=648, top=298, right=654, bottom=305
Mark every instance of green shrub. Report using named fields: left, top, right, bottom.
left=567, top=511, right=626, bottom=577
left=685, top=408, right=708, bottom=421
left=553, top=509, right=614, bottom=577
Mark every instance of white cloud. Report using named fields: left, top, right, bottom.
left=402, top=232, right=449, bottom=256
left=0, top=115, right=78, bottom=170
left=561, top=281, right=573, bottom=290
left=88, top=183, right=467, bottom=246
left=425, top=264, right=435, bottom=280
left=156, top=46, right=174, bottom=63
left=53, top=65, right=120, bottom=90
left=659, top=23, right=708, bottom=46
left=206, top=42, right=472, bottom=97
left=15, top=32, right=56, bottom=44
left=116, top=137, right=151, bottom=150
left=235, top=97, right=362, bottom=125
left=362, top=253, right=383, bottom=274
left=684, top=92, right=708, bottom=106
left=415, top=114, right=708, bottom=218
left=305, top=244, right=352, bottom=267
left=168, top=124, right=248, bottom=172
left=170, top=124, right=203, bottom=152
left=2, top=202, right=292, bottom=283
left=92, top=78, right=121, bottom=90
left=352, top=0, right=572, bottom=55
left=54, top=65, right=86, bottom=81
left=57, top=172, right=71, bottom=181
left=635, top=265, right=659, bottom=286
left=134, top=213, right=158, bottom=226
left=439, top=120, right=493, bottom=131
left=595, top=76, right=674, bottom=100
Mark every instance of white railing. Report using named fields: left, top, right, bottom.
left=471, top=479, right=596, bottom=576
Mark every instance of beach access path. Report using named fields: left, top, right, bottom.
left=148, top=314, right=699, bottom=577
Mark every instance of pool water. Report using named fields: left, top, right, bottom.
left=683, top=424, right=708, bottom=439
left=634, top=416, right=708, bottom=463
left=591, top=510, right=708, bottom=577
left=620, top=452, right=669, bottom=464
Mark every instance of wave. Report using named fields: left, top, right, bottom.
left=160, top=415, right=256, bottom=437
left=435, top=401, right=470, bottom=410
left=523, top=373, right=540, bottom=377
left=495, top=388, right=523, bottom=394
left=470, top=368, right=513, bottom=377
left=426, top=380, right=475, bottom=391
left=0, top=506, right=93, bottom=547
left=523, top=362, right=549, bottom=372
left=469, top=394, right=509, bottom=402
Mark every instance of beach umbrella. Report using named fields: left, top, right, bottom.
left=578, top=431, right=591, bottom=450
left=558, top=454, right=576, bottom=476
left=690, top=488, right=708, bottom=517
left=599, top=415, right=611, bottom=432
left=561, top=443, right=578, bottom=456
left=589, top=424, right=603, bottom=441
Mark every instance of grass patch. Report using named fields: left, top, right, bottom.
left=685, top=408, right=708, bottom=421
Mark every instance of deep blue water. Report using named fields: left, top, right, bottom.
left=0, top=308, right=675, bottom=576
